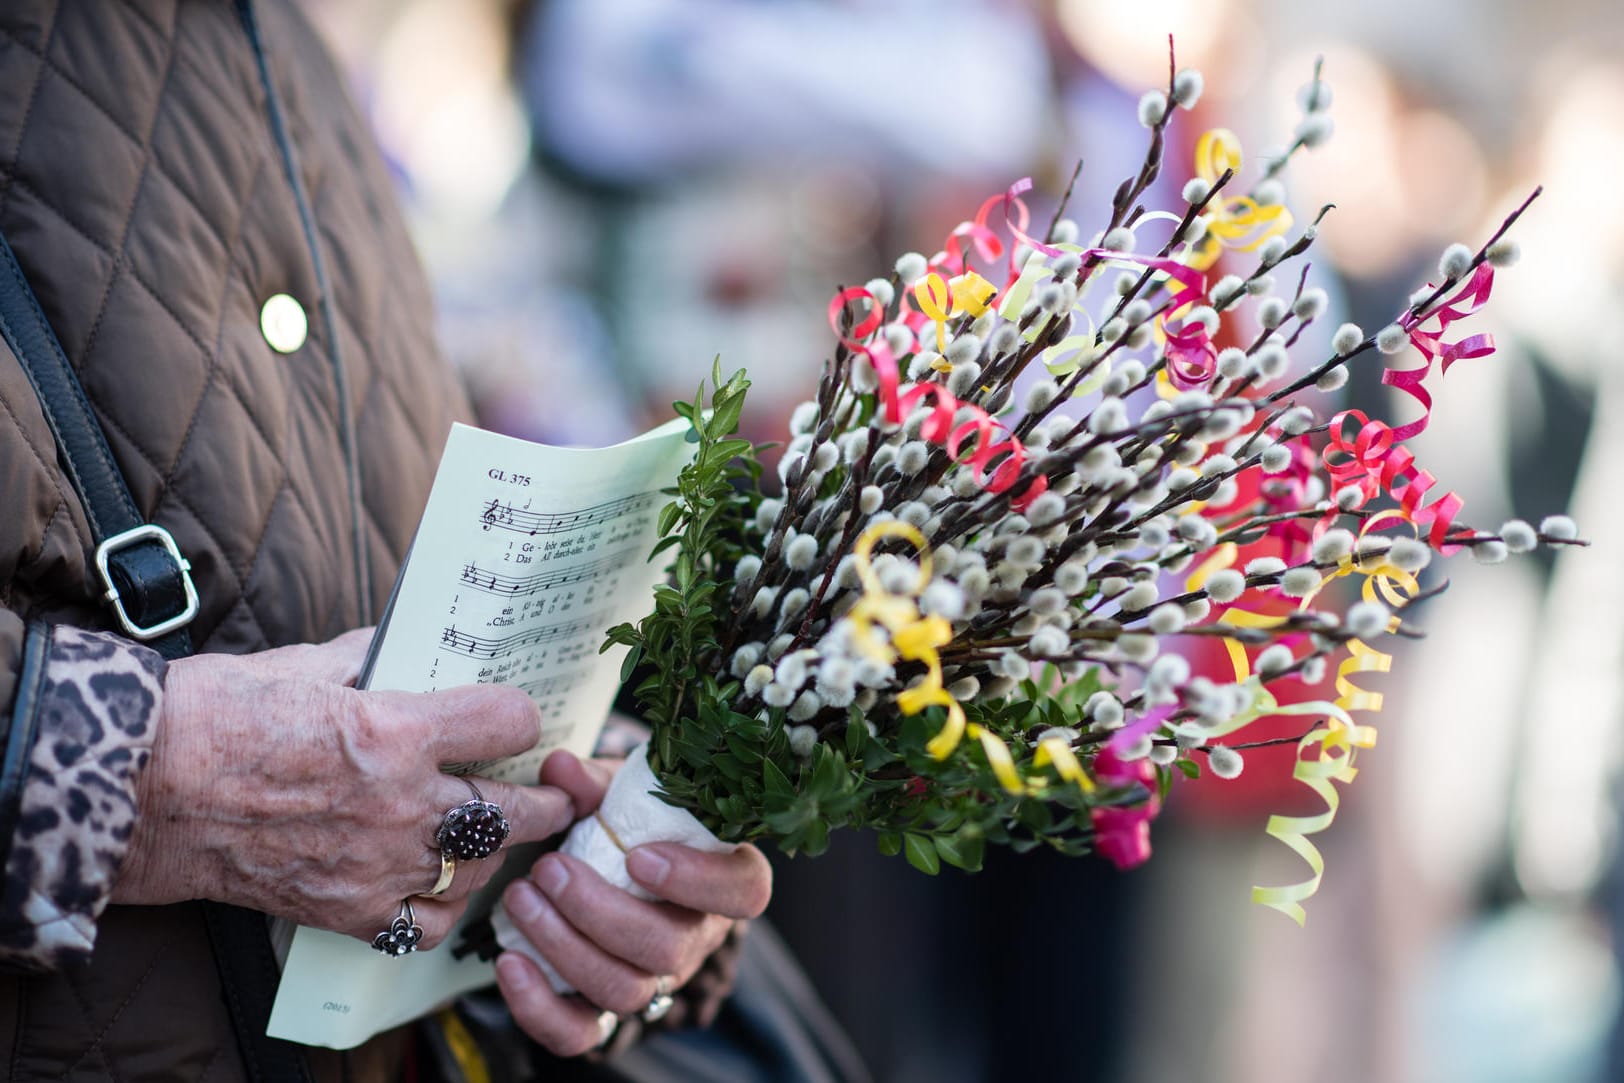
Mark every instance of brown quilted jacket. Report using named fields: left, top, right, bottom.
left=0, top=0, right=467, bottom=1078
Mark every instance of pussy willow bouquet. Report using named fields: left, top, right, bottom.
left=496, top=52, right=1584, bottom=980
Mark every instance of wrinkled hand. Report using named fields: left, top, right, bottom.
left=114, top=628, right=575, bottom=950
left=495, top=750, right=772, bottom=1056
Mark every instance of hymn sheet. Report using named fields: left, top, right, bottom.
left=268, top=418, right=694, bottom=1049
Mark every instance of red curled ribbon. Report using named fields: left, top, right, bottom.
left=825, top=286, right=1047, bottom=511
left=1381, top=264, right=1497, bottom=441
left=1321, top=410, right=1466, bottom=551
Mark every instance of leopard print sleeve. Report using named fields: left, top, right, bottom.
left=0, top=625, right=165, bottom=971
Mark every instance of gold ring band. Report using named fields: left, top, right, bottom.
left=422, top=850, right=457, bottom=897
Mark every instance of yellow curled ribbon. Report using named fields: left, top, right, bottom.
left=1181, top=528, right=1417, bottom=923
left=913, top=270, right=998, bottom=355
left=846, top=522, right=1091, bottom=797
left=1186, top=129, right=1293, bottom=271
left=1248, top=544, right=1413, bottom=923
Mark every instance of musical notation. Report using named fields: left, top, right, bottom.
left=479, top=493, right=656, bottom=536
left=458, top=552, right=636, bottom=598
left=517, top=670, right=590, bottom=701
left=439, top=615, right=606, bottom=660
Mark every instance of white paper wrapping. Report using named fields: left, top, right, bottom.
left=491, top=741, right=733, bottom=992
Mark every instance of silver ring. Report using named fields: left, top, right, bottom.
left=370, top=899, right=423, bottom=957
left=420, top=851, right=457, bottom=897
left=595, top=1009, right=619, bottom=1048
left=436, top=779, right=511, bottom=861
left=641, top=986, right=675, bottom=1023
left=653, top=973, right=675, bottom=998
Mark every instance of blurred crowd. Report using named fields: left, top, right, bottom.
left=299, top=2, right=1624, bottom=1080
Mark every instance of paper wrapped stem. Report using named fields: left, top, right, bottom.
left=490, top=741, right=734, bottom=994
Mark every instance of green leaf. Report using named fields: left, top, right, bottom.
left=1174, top=758, right=1201, bottom=780
left=656, top=501, right=682, bottom=537
left=708, top=394, right=746, bottom=438
left=618, top=646, right=643, bottom=684
left=802, top=818, right=831, bottom=856
left=763, top=757, right=794, bottom=798
left=904, top=833, right=941, bottom=876
left=934, top=832, right=985, bottom=873
left=725, top=732, right=763, bottom=764
left=845, top=717, right=866, bottom=760
left=877, top=832, right=902, bottom=857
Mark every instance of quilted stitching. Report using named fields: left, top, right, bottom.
left=0, top=6, right=469, bottom=1078
left=3, top=2, right=474, bottom=1073
left=0, top=0, right=424, bottom=655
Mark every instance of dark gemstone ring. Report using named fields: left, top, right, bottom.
left=371, top=899, right=423, bottom=957
left=436, top=780, right=511, bottom=861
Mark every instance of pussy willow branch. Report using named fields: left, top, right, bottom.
left=1265, top=186, right=1542, bottom=404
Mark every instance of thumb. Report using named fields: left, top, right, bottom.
left=539, top=750, right=617, bottom=817
left=464, top=776, right=576, bottom=846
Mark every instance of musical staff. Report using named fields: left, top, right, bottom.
left=479, top=492, right=656, bottom=536
left=439, top=614, right=606, bottom=660
left=518, top=670, right=590, bottom=701
left=458, top=552, right=635, bottom=598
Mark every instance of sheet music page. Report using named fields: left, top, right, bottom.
left=268, top=418, right=694, bottom=1049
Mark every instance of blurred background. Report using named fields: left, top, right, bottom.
left=299, top=2, right=1623, bottom=1080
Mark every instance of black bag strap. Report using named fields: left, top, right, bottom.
left=0, top=230, right=313, bottom=1082
left=0, top=231, right=196, bottom=660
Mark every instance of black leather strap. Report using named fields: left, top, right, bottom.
left=0, top=621, right=48, bottom=887
left=0, top=231, right=193, bottom=660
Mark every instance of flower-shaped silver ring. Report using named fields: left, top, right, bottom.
left=642, top=974, right=676, bottom=1023
left=437, top=780, right=511, bottom=861
left=371, top=899, right=423, bottom=957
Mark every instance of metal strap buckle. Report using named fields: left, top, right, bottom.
left=94, top=524, right=200, bottom=640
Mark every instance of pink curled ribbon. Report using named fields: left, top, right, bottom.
left=940, top=178, right=1058, bottom=286
left=826, top=287, right=1048, bottom=511
left=1320, top=410, right=1465, bottom=551
left=1381, top=264, right=1497, bottom=442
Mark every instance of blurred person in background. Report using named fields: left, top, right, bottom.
left=307, top=0, right=1624, bottom=1080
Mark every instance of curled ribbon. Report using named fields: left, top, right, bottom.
left=1185, top=129, right=1293, bottom=272
left=911, top=271, right=997, bottom=354
left=1027, top=245, right=1218, bottom=390
left=826, top=287, right=1048, bottom=511
left=845, top=522, right=1089, bottom=797
left=1247, top=535, right=1416, bottom=924
left=1381, top=263, right=1497, bottom=442
left=1321, top=410, right=1466, bottom=551
left=1170, top=533, right=1414, bottom=922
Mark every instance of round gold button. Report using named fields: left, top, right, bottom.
left=259, top=293, right=308, bottom=354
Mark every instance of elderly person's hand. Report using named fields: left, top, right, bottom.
left=113, top=628, right=576, bottom=950
left=495, top=750, right=773, bottom=1055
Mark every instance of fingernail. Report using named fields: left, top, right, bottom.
left=507, top=880, right=544, bottom=923
left=497, top=952, right=533, bottom=991
left=534, top=856, right=570, bottom=896
left=627, top=847, right=669, bottom=887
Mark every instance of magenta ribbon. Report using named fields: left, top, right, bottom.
left=1108, top=702, right=1175, bottom=754
left=1382, top=264, right=1497, bottom=441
